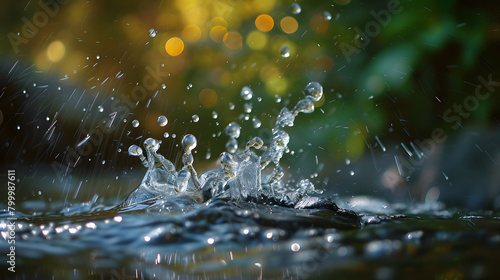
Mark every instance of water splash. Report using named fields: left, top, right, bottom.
left=125, top=82, right=340, bottom=212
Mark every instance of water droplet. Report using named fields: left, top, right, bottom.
left=241, top=86, right=253, bottom=100
left=97, top=105, right=104, bottom=112
left=17, top=125, right=20, bottom=130
left=171, top=134, right=176, bottom=139
left=96, top=55, right=100, bottom=60
left=163, top=132, right=169, bottom=138
left=323, top=11, right=332, bottom=21
left=244, top=103, right=252, bottom=113
left=187, top=83, right=193, bottom=90
left=350, top=170, right=355, bottom=176
left=226, top=138, right=238, bottom=153
left=291, top=243, right=300, bottom=252
left=280, top=46, right=291, bottom=58
left=225, top=122, right=241, bottom=138
left=291, top=3, right=302, bottom=14
left=212, top=111, right=218, bottom=119
left=293, top=99, right=315, bottom=114
left=144, top=138, right=160, bottom=152
left=229, top=102, right=235, bottom=110
left=161, top=84, right=166, bottom=89
left=275, top=95, right=282, bottom=103
left=157, top=115, right=168, bottom=127
left=181, top=134, right=197, bottom=152
left=128, top=145, right=143, bottom=156
left=132, top=120, right=140, bottom=128
left=303, top=81, right=323, bottom=101
left=149, top=28, right=157, bottom=38
left=252, top=117, right=262, bottom=128
left=192, top=114, right=199, bottom=122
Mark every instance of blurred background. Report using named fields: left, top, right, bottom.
left=1, top=0, right=499, bottom=210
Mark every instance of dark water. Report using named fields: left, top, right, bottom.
left=2, top=194, right=499, bottom=279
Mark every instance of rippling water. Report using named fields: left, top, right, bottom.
left=2, top=194, right=499, bottom=279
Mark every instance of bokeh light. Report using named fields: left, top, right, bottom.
left=246, top=30, right=268, bottom=50
left=280, top=16, right=298, bottom=34
left=182, top=24, right=202, bottom=42
left=255, top=14, right=274, bottom=32
left=165, top=37, right=185, bottom=56
left=199, top=88, right=218, bottom=107
left=223, top=31, right=243, bottom=50
left=46, top=41, right=66, bottom=62
left=316, top=54, right=334, bottom=72
left=209, top=17, right=228, bottom=28
left=210, top=26, right=228, bottom=43
left=310, top=14, right=329, bottom=33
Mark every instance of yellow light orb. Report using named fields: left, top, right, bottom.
left=209, top=17, right=228, bottom=29
left=182, top=24, right=201, bottom=42
left=210, top=26, right=228, bottom=43
left=246, top=30, right=268, bottom=50
left=255, top=14, right=274, bottom=32
left=280, top=16, right=298, bottom=34
left=46, top=40, right=66, bottom=62
left=165, top=37, right=184, bottom=56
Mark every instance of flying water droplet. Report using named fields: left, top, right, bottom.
left=323, top=11, right=332, bottom=21
left=212, top=111, right=218, bottom=119
left=128, top=145, right=143, bottom=156
left=157, top=115, right=168, bottom=127
left=187, top=83, right=193, bottom=90
left=182, top=134, right=197, bottom=152
left=303, top=82, right=323, bottom=101
left=293, top=99, right=315, bottom=114
left=226, top=138, right=238, bottom=153
left=161, top=84, right=166, bottom=89
left=163, top=132, right=169, bottom=138
left=244, top=103, right=252, bottom=113
left=229, top=102, right=235, bottom=110
left=252, top=117, right=262, bottom=128
left=225, top=122, right=241, bottom=138
left=98, top=105, right=104, bottom=112
left=192, top=114, right=199, bottom=122
left=291, top=3, right=302, bottom=14
left=132, top=120, right=140, bottom=128
left=241, top=86, right=253, bottom=100
left=280, top=46, right=291, bottom=58
left=149, top=28, right=157, bottom=38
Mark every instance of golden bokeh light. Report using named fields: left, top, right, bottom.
left=265, top=76, right=288, bottom=96
left=199, top=88, right=218, bottom=107
left=223, top=31, right=243, bottom=49
left=210, top=26, right=228, bottom=43
left=165, top=37, right=184, bottom=56
left=280, top=16, right=298, bottom=34
left=310, top=14, right=329, bottom=33
left=246, top=30, right=268, bottom=50
left=182, top=24, right=201, bottom=42
left=46, top=40, right=66, bottom=62
left=209, top=17, right=228, bottom=29
left=255, top=14, right=274, bottom=32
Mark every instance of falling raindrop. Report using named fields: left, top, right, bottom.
left=157, top=115, right=168, bottom=127
left=280, top=46, right=291, bottom=58
left=241, top=86, right=253, bottom=100
left=132, top=120, right=140, bottom=128
left=149, top=28, right=157, bottom=38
